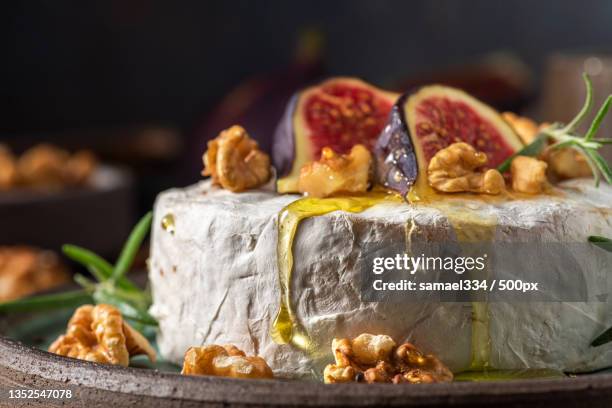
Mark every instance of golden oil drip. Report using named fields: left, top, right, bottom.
left=404, top=218, right=418, bottom=254
left=272, top=191, right=402, bottom=351
left=448, top=206, right=495, bottom=371
left=407, top=173, right=571, bottom=373
left=405, top=165, right=565, bottom=370
left=409, top=184, right=497, bottom=370
left=161, top=213, right=176, bottom=235
left=273, top=174, right=498, bottom=366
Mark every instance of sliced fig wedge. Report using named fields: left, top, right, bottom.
left=273, top=77, right=398, bottom=193
left=375, top=85, right=523, bottom=198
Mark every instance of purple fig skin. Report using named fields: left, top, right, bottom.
left=374, top=94, right=418, bottom=197
left=272, top=93, right=299, bottom=177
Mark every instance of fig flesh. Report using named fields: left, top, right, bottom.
left=273, top=77, right=398, bottom=193
left=375, top=85, right=523, bottom=198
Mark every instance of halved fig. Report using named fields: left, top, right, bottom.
left=375, top=85, right=523, bottom=198
left=273, top=77, right=398, bottom=193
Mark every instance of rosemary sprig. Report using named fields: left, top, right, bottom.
left=0, top=212, right=157, bottom=327
left=112, top=212, right=153, bottom=284
left=589, top=236, right=612, bottom=347
left=63, top=244, right=140, bottom=292
left=588, top=236, right=612, bottom=253
left=0, top=290, right=92, bottom=313
left=498, top=73, right=612, bottom=186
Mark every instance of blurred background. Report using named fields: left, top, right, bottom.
left=1, top=0, right=612, bottom=299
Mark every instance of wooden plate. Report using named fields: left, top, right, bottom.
left=2, top=310, right=612, bottom=407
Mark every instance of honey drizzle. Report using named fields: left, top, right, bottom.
left=271, top=191, right=401, bottom=350
left=410, top=179, right=496, bottom=370
left=161, top=213, right=176, bottom=235
left=273, top=179, right=499, bottom=369
left=446, top=204, right=495, bottom=370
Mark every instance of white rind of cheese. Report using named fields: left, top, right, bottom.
left=149, top=179, right=612, bottom=378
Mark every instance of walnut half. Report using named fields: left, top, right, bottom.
left=298, top=144, right=372, bottom=198
left=323, top=333, right=452, bottom=384
left=49, top=304, right=156, bottom=366
left=510, top=156, right=548, bottom=194
left=202, top=125, right=271, bottom=192
left=1, top=144, right=97, bottom=189
left=502, top=112, right=544, bottom=145
left=545, top=148, right=592, bottom=180
left=427, top=142, right=505, bottom=195
left=182, top=344, right=273, bottom=379
left=0, top=145, right=18, bottom=189
left=0, top=246, right=68, bottom=302
left=17, top=144, right=68, bottom=188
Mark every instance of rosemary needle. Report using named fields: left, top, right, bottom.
left=0, top=212, right=157, bottom=327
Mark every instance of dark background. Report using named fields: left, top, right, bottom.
left=3, top=1, right=612, bottom=131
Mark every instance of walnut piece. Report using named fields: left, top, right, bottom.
left=17, top=144, right=70, bottom=188
left=545, top=148, right=592, bottom=180
left=511, top=156, right=548, bottom=194
left=351, top=333, right=396, bottom=365
left=202, top=125, right=271, bottom=192
left=392, top=369, right=438, bottom=384
left=49, top=304, right=156, bottom=366
left=502, top=112, right=544, bottom=145
left=9, top=144, right=97, bottom=189
left=0, top=246, right=68, bottom=302
left=363, top=361, right=394, bottom=383
left=0, top=145, right=18, bottom=189
left=298, top=144, right=371, bottom=198
left=323, top=333, right=452, bottom=384
left=323, top=364, right=356, bottom=383
left=182, top=344, right=273, bottom=379
left=394, top=342, right=453, bottom=383
left=63, top=150, right=97, bottom=185
left=503, top=113, right=591, bottom=180
left=427, top=142, right=505, bottom=195
left=123, top=320, right=157, bottom=362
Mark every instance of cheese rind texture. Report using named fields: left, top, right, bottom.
left=149, top=179, right=612, bottom=378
